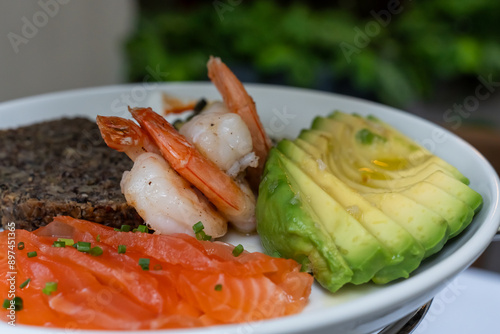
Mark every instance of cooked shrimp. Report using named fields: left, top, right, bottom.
left=121, top=153, right=226, bottom=237
left=179, top=101, right=258, bottom=177
left=207, top=56, right=272, bottom=190
left=130, top=107, right=257, bottom=233
left=96, top=115, right=227, bottom=238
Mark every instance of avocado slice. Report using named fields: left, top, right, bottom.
left=400, top=182, right=474, bottom=238
left=363, top=192, right=449, bottom=258
left=424, top=171, right=483, bottom=212
left=257, top=148, right=354, bottom=292
left=272, top=148, right=390, bottom=285
left=278, top=139, right=426, bottom=281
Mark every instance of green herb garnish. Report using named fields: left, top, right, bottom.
left=52, top=241, right=65, bottom=248
left=27, top=251, right=37, bottom=258
left=1, top=298, right=24, bottom=311
left=19, top=278, right=31, bottom=289
left=136, top=225, right=149, bottom=233
left=232, top=244, right=244, bottom=257
left=57, top=238, right=74, bottom=246
left=192, top=221, right=212, bottom=241
left=117, top=244, right=126, bottom=254
left=42, top=282, right=58, bottom=295
left=17, top=242, right=25, bottom=250
left=76, top=241, right=91, bottom=253
left=89, top=246, right=103, bottom=257
left=138, top=258, right=150, bottom=270
left=192, top=221, right=204, bottom=234
left=121, top=224, right=131, bottom=232
left=355, top=128, right=386, bottom=145
left=214, top=284, right=223, bottom=291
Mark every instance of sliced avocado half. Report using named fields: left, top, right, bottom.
left=256, top=111, right=482, bottom=292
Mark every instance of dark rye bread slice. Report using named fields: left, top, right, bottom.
left=0, top=117, right=143, bottom=231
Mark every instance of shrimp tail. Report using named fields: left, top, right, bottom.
left=207, top=56, right=272, bottom=191
left=96, top=115, right=160, bottom=160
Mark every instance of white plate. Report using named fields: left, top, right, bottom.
left=1, top=83, right=499, bottom=334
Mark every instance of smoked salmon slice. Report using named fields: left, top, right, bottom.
left=0, top=216, right=313, bottom=329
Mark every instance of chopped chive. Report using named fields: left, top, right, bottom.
left=90, top=246, right=103, bottom=257
left=17, top=242, right=25, bottom=250
left=96, top=234, right=101, bottom=242
left=76, top=241, right=91, bottom=253
left=72, top=243, right=78, bottom=249
left=193, top=222, right=212, bottom=241
left=232, top=244, right=244, bottom=257
left=57, top=238, right=74, bottom=246
left=117, top=244, right=126, bottom=254
left=214, top=284, right=223, bottom=291
left=138, top=258, right=150, bottom=270
left=12, top=297, right=23, bottom=311
left=27, top=251, right=37, bottom=258
left=192, top=221, right=204, bottom=234
left=19, top=278, right=31, bottom=289
left=153, top=264, right=163, bottom=271
left=114, top=228, right=121, bottom=232
left=355, top=128, right=386, bottom=145
left=1, top=297, right=23, bottom=311
left=120, top=224, right=131, bottom=232
left=42, top=282, right=58, bottom=295
left=52, top=241, right=65, bottom=248
left=195, top=230, right=212, bottom=241
left=137, top=225, right=148, bottom=233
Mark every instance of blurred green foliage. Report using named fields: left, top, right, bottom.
left=125, top=0, right=500, bottom=107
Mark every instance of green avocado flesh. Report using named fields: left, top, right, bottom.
left=256, top=111, right=483, bottom=292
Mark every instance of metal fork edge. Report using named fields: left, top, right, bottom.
left=378, top=299, right=433, bottom=334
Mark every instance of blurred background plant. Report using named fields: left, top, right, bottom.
left=125, top=0, right=500, bottom=108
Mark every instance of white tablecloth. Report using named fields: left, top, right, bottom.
left=414, top=267, right=500, bottom=334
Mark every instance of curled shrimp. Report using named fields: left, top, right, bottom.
left=131, top=107, right=256, bottom=233
left=179, top=101, right=259, bottom=178
left=207, top=56, right=272, bottom=190
left=96, top=115, right=227, bottom=238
